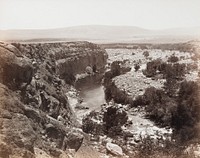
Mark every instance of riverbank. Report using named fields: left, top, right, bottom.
left=78, top=43, right=200, bottom=157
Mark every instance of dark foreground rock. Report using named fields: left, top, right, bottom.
left=63, top=132, right=84, bottom=151
left=0, top=83, right=36, bottom=158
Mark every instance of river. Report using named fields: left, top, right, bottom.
left=81, top=85, right=171, bottom=139
left=67, top=75, right=106, bottom=123
left=66, top=74, right=171, bottom=140
left=78, top=85, right=106, bottom=112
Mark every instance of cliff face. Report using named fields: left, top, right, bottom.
left=0, top=41, right=107, bottom=157
left=13, top=42, right=107, bottom=83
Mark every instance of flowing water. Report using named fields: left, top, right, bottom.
left=66, top=73, right=171, bottom=139
left=67, top=75, right=106, bottom=123
left=82, top=87, right=171, bottom=139
left=79, top=85, right=106, bottom=111
left=75, top=83, right=171, bottom=139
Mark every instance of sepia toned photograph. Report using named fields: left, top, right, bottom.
left=0, top=0, right=200, bottom=157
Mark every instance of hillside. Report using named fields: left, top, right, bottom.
left=0, top=25, right=200, bottom=43
left=0, top=41, right=107, bottom=157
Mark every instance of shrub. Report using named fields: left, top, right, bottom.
left=82, top=111, right=104, bottom=135
left=142, top=80, right=200, bottom=142
left=172, top=81, right=200, bottom=129
left=134, top=63, right=140, bottom=72
left=143, top=51, right=149, bottom=58
left=164, top=78, right=179, bottom=97
left=142, top=87, right=177, bottom=126
left=169, top=80, right=200, bottom=143
left=103, top=105, right=128, bottom=137
left=164, top=63, right=186, bottom=80
left=111, top=61, right=121, bottom=76
left=167, top=55, right=179, bottom=63
left=82, top=105, right=128, bottom=138
left=135, top=135, right=186, bottom=158
left=143, top=59, right=186, bottom=80
left=143, top=59, right=163, bottom=77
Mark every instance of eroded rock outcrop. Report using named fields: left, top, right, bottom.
left=12, top=42, right=107, bottom=84
left=0, top=44, right=33, bottom=89
left=0, top=41, right=107, bottom=157
left=0, top=83, right=36, bottom=158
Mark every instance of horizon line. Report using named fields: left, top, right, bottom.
left=0, top=24, right=200, bottom=31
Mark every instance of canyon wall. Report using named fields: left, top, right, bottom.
left=13, top=42, right=107, bottom=81
left=0, top=41, right=107, bottom=157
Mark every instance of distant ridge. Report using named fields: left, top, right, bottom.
left=0, top=25, right=200, bottom=43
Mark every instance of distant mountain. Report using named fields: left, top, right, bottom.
left=0, top=25, right=200, bottom=43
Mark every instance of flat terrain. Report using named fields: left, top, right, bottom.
left=106, top=48, right=198, bottom=98
left=1, top=25, right=200, bottom=43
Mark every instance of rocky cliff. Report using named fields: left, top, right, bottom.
left=12, top=42, right=107, bottom=83
left=0, top=41, right=107, bottom=157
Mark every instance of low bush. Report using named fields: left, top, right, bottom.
left=167, top=55, right=179, bottom=63
left=164, top=78, right=180, bottom=97
left=143, top=59, right=186, bottom=80
left=172, top=81, right=200, bottom=136
left=142, top=80, right=200, bottom=142
left=134, top=63, right=140, bottom=72
left=135, top=135, right=187, bottom=158
left=143, top=51, right=149, bottom=58
left=82, top=105, right=128, bottom=138
left=164, top=63, right=186, bottom=80
left=110, top=61, right=121, bottom=76
left=103, top=105, right=128, bottom=137
left=82, top=111, right=104, bottom=135
left=142, top=87, right=177, bottom=126
left=143, top=59, right=163, bottom=77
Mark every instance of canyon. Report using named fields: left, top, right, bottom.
left=0, top=40, right=200, bottom=158
left=0, top=41, right=107, bottom=157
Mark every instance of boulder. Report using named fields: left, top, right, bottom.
left=86, top=66, right=93, bottom=74
left=63, top=132, right=84, bottom=151
left=0, top=43, right=23, bottom=57
left=106, top=142, right=123, bottom=156
left=45, top=123, right=64, bottom=140
left=0, top=45, right=33, bottom=89
left=34, top=147, right=52, bottom=158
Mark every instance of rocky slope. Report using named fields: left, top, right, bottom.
left=0, top=41, right=107, bottom=157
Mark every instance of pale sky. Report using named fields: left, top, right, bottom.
left=0, top=0, right=200, bottom=30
